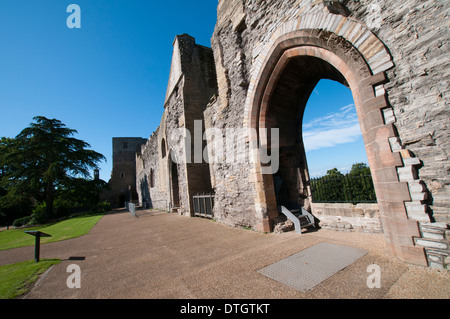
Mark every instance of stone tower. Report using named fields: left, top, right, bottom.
left=135, top=34, right=217, bottom=214
left=104, top=137, right=147, bottom=208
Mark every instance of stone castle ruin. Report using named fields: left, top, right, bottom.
left=106, top=0, right=449, bottom=269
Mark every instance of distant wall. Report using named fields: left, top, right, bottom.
left=101, top=137, right=146, bottom=208
left=311, top=203, right=382, bottom=233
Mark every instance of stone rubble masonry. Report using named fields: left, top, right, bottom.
left=135, top=34, right=216, bottom=216
left=416, top=222, right=450, bottom=270
left=209, top=0, right=449, bottom=267
left=311, top=203, right=382, bottom=233
left=136, top=126, right=168, bottom=211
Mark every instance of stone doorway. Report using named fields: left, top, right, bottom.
left=170, top=157, right=180, bottom=209
left=246, top=29, right=428, bottom=266
left=266, top=55, right=351, bottom=211
left=118, top=194, right=127, bottom=208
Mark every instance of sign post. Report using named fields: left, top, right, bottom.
left=24, top=231, right=51, bottom=262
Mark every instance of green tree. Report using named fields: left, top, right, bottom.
left=324, top=168, right=344, bottom=202
left=349, top=162, right=371, bottom=176
left=310, top=163, right=376, bottom=204
left=326, top=168, right=343, bottom=177
left=60, top=178, right=110, bottom=209
left=0, top=138, right=34, bottom=228
left=1, top=116, right=106, bottom=222
left=348, top=162, right=375, bottom=202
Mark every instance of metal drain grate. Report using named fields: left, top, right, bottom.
left=258, top=242, right=368, bottom=292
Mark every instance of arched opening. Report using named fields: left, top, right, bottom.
left=169, top=156, right=180, bottom=209
left=303, top=79, right=365, bottom=178
left=161, top=138, right=167, bottom=158
left=149, top=168, right=155, bottom=188
left=118, top=194, right=127, bottom=208
left=303, top=79, right=376, bottom=204
left=247, top=32, right=427, bottom=265
left=263, top=55, right=352, bottom=215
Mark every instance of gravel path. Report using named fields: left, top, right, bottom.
left=1, top=209, right=449, bottom=299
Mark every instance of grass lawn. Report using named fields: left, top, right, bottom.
left=0, top=259, right=61, bottom=299
left=0, top=213, right=104, bottom=251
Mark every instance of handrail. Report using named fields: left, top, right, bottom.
left=280, top=206, right=302, bottom=234
left=125, top=201, right=138, bottom=218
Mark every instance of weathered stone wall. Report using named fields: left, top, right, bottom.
left=130, top=0, right=450, bottom=267
left=204, top=96, right=258, bottom=228
left=136, top=34, right=216, bottom=216
left=210, top=0, right=449, bottom=218
left=206, top=0, right=449, bottom=266
left=352, top=0, right=449, bottom=225
left=136, top=127, right=169, bottom=210
left=164, top=75, right=191, bottom=214
left=311, top=203, right=382, bottom=233
left=203, top=1, right=259, bottom=228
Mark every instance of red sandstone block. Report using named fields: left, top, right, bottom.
left=361, top=109, right=385, bottom=130
left=397, top=245, right=428, bottom=267
left=384, top=241, right=397, bottom=257
left=390, top=219, right=421, bottom=239
left=379, top=181, right=412, bottom=202
left=363, top=95, right=389, bottom=113
left=358, top=86, right=376, bottom=104
left=377, top=200, right=408, bottom=217
left=364, top=124, right=396, bottom=146
left=365, top=141, right=403, bottom=168
left=391, top=232, right=415, bottom=246
left=358, top=72, right=388, bottom=89
left=372, top=166, right=400, bottom=183
left=382, top=232, right=427, bottom=266
left=256, top=218, right=271, bottom=233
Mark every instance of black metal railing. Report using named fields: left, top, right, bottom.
left=310, top=174, right=377, bottom=204
left=193, top=193, right=215, bottom=218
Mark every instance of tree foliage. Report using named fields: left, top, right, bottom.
left=0, top=137, right=34, bottom=227
left=310, top=163, right=376, bottom=204
left=0, top=116, right=108, bottom=226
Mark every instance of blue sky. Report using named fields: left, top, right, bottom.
left=0, top=1, right=368, bottom=181
left=0, top=0, right=217, bottom=181
left=302, top=80, right=369, bottom=177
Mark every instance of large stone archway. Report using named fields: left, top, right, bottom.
left=245, top=17, right=428, bottom=266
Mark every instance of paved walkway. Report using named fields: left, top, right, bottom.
left=1, top=209, right=449, bottom=299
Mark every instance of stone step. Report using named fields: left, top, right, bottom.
left=293, top=213, right=313, bottom=227
left=421, top=230, right=445, bottom=241
left=414, top=237, right=449, bottom=251
left=407, top=212, right=431, bottom=222
left=425, top=248, right=449, bottom=257
left=419, top=222, right=449, bottom=231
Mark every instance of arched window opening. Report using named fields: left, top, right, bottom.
left=302, top=79, right=376, bottom=204
left=150, top=168, right=155, bottom=188
left=161, top=138, right=167, bottom=158
left=259, top=55, right=378, bottom=216
left=170, top=159, right=180, bottom=208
